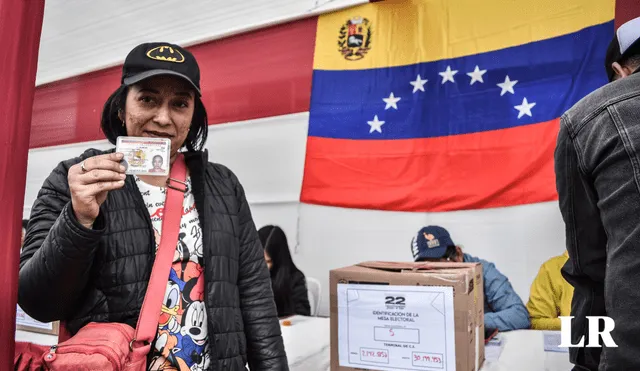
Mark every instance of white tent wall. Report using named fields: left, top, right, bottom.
left=295, top=202, right=566, bottom=317
left=24, top=113, right=567, bottom=318
left=37, top=0, right=369, bottom=85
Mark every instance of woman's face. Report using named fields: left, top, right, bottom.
left=123, top=75, right=196, bottom=158
left=153, top=156, right=163, bottom=169
left=264, top=251, right=273, bottom=270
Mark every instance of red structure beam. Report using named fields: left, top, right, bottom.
left=616, top=0, right=640, bottom=28
left=0, top=0, right=45, bottom=369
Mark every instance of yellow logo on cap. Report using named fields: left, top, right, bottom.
left=146, top=46, right=185, bottom=63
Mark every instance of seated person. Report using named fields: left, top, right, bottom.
left=412, top=225, right=530, bottom=332
left=526, top=251, right=573, bottom=330
left=258, top=225, right=311, bottom=317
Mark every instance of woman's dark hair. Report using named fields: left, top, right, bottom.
left=100, top=84, right=209, bottom=152
left=416, top=245, right=459, bottom=262
left=258, top=225, right=301, bottom=315
left=443, top=245, right=458, bottom=260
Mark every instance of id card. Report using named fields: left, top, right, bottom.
left=116, top=136, right=170, bottom=176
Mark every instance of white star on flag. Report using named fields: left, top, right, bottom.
left=410, top=75, right=428, bottom=93
left=439, top=66, right=458, bottom=84
left=497, top=75, right=518, bottom=96
left=367, top=115, right=385, bottom=133
left=514, top=97, right=536, bottom=119
left=383, top=92, right=401, bottom=110
left=466, top=65, right=487, bottom=85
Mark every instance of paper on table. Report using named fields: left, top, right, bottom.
left=543, top=331, right=569, bottom=353
left=484, top=335, right=504, bottom=362
left=16, top=305, right=52, bottom=330
left=337, top=283, right=455, bottom=371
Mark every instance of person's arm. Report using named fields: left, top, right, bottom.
left=530, top=317, right=560, bottom=331
left=526, top=264, right=561, bottom=330
left=555, top=117, right=606, bottom=370
left=18, top=155, right=106, bottom=322
left=482, top=261, right=531, bottom=331
left=232, top=171, right=288, bottom=370
left=291, top=271, right=311, bottom=316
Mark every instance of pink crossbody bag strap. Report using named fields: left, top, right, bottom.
left=130, top=153, right=188, bottom=354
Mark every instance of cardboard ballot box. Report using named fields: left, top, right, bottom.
left=330, top=261, right=485, bottom=371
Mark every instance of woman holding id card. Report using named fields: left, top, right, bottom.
left=18, top=42, right=287, bottom=371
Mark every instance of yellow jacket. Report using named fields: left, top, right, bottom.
left=526, top=251, right=574, bottom=330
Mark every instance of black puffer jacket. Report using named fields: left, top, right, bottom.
left=18, top=148, right=288, bottom=370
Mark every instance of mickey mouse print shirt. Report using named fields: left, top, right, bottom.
left=135, top=175, right=210, bottom=371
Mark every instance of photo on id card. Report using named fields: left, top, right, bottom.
left=116, top=136, right=171, bottom=176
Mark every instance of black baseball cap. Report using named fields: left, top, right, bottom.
left=605, top=17, right=640, bottom=82
left=121, top=42, right=201, bottom=96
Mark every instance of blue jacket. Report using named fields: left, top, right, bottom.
left=464, top=253, right=530, bottom=331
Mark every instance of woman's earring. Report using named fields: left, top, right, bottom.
left=118, top=109, right=125, bottom=127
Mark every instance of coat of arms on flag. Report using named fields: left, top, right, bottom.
left=338, top=16, right=372, bottom=61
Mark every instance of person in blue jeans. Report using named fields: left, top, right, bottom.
left=411, top=225, right=530, bottom=332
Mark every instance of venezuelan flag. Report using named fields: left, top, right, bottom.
left=300, top=0, right=614, bottom=212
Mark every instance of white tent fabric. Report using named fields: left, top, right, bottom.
left=37, top=0, right=369, bottom=85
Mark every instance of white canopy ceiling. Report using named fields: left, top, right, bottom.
left=36, top=0, right=369, bottom=85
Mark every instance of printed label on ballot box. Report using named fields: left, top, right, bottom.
left=337, top=283, right=456, bottom=370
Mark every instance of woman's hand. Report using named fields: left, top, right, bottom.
left=68, top=152, right=126, bottom=228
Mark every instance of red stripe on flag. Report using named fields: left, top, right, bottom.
left=300, top=119, right=560, bottom=212
left=29, top=17, right=317, bottom=149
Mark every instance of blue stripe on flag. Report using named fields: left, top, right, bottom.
left=308, top=21, right=612, bottom=140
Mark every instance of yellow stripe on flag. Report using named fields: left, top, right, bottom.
left=314, top=0, right=614, bottom=70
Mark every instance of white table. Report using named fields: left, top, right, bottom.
left=280, top=315, right=331, bottom=371
left=15, top=316, right=574, bottom=371
left=15, top=329, right=58, bottom=346
left=481, top=330, right=572, bottom=371
left=279, top=317, right=574, bottom=371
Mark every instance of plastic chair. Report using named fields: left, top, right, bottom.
left=306, top=277, right=322, bottom=316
